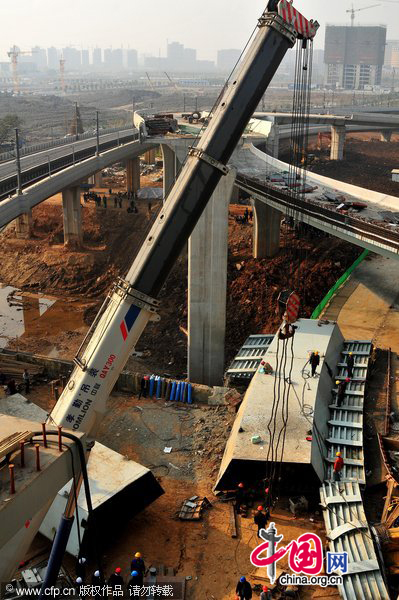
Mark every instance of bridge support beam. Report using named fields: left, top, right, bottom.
left=144, top=149, right=156, bottom=164
left=14, top=210, right=33, bottom=239
left=267, top=123, right=280, bottom=158
left=330, top=125, right=346, bottom=160
left=126, top=157, right=140, bottom=194
left=188, top=168, right=236, bottom=386
left=251, top=198, right=282, bottom=258
left=161, top=144, right=176, bottom=200
left=62, top=187, right=82, bottom=248
left=380, top=130, right=393, bottom=143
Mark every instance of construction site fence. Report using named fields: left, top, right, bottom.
left=310, top=248, right=369, bottom=319
left=0, top=126, right=136, bottom=163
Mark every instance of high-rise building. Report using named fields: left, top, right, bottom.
left=324, top=25, right=386, bottom=89
left=81, top=49, right=89, bottom=68
left=217, top=49, right=241, bottom=72
left=31, top=46, right=47, bottom=70
left=167, top=42, right=185, bottom=70
left=126, top=49, right=138, bottom=69
left=62, top=47, right=81, bottom=70
left=111, top=49, right=123, bottom=69
left=103, top=48, right=112, bottom=67
left=47, top=47, right=58, bottom=70
left=385, top=40, right=399, bottom=68
left=92, top=47, right=102, bottom=67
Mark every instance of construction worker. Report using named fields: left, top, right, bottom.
left=130, top=552, right=145, bottom=576
left=236, top=482, right=245, bottom=513
left=91, top=570, right=104, bottom=587
left=107, top=567, right=124, bottom=589
left=260, top=585, right=272, bottom=600
left=333, top=452, right=344, bottom=483
left=309, top=351, right=320, bottom=377
left=347, top=352, right=354, bottom=378
left=254, top=505, right=269, bottom=538
left=22, top=369, right=30, bottom=394
left=236, top=576, right=252, bottom=600
left=75, top=557, right=87, bottom=581
left=128, top=569, right=143, bottom=589
left=336, top=378, right=350, bottom=407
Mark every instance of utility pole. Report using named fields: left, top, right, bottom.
left=183, top=93, right=186, bottom=112
left=96, top=111, right=100, bottom=156
left=15, top=128, right=22, bottom=195
left=195, top=96, right=198, bottom=112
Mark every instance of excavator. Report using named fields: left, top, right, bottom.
left=0, top=0, right=319, bottom=588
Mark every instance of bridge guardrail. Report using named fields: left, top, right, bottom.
left=236, top=174, right=399, bottom=254
left=0, top=127, right=136, bottom=163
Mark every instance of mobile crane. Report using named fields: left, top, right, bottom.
left=1, top=0, right=319, bottom=587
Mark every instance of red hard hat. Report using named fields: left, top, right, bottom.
left=257, top=505, right=263, bottom=511
left=115, top=567, right=122, bottom=574
left=263, top=586, right=268, bottom=592
left=238, top=483, right=244, bottom=488
left=265, top=487, right=269, bottom=494
left=345, top=377, right=350, bottom=382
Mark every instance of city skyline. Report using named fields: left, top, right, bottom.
left=3, top=0, right=399, bottom=63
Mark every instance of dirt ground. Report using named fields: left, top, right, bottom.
left=25, top=387, right=330, bottom=600
left=280, top=132, right=399, bottom=197
left=0, top=185, right=360, bottom=375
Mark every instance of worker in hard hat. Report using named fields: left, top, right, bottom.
left=128, top=569, right=143, bottom=590
left=254, top=505, right=269, bottom=538
left=91, top=569, right=104, bottom=587
left=236, top=576, right=253, bottom=600
left=75, top=556, right=86, bottom=581
left=347, top=352, right=354, bottom=378
left=130, top=552, right=145, bottom=577
left=336, top=378, right=349, bottom=407
left=309, top=351, right=320, bottom=377
left=333, top=452, right=344, bottom=483
left=108, top=567, right=124, bottom=590
left=74, top=577, right=83, bottom=593
left=260, top=585, right=272, bottom=600
left=236, top=482, right=246, bottom=514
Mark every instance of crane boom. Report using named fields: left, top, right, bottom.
left=49, top=1, right=318, bottom=436
left=346, top=3, right=381, bottom=25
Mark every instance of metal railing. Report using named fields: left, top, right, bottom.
left=0, top=126, right=136, bottom=163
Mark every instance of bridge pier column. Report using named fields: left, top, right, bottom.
left=267, top=123, right=280, bottom=158
left=251, top=198, right=282, bottom=258
left=144, top=149, right=156, bottom=164
left=14, top=210, right=33, bottom=239
left=126, top=157, right=140, bottom=193
left=188, top=168, right=236, bottom=386
left=380, top=130, right=393, bottom=142
left=89, top=171, right=103, bottom=187
left=161, top=144, right=176, bottom=200
left=330, top=125, right=346, bottom=160
left=62, top=187, right=82, bottom=249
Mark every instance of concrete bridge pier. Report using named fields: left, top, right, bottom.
left=161, top=144, right=176, bottom=200
left=251, top=198, right=282, bottom=258
left=62, top=187, right=82, bottom=248
left=14, top=210, right=33, bottom=239
left=89, top=171, right=103, bottom=188
left=267, top=123, right=280, bottom=158
left=126, top=157, right=140, bottom=194
left=188, top=168, right=236, bottom=386
left=330, top=125, right=346, bottom=160
left=380, top=130, right=393, bottom=143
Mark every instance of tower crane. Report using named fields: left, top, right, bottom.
left=7, top=45, right=36, bottom=94
left=346, top=3, right=381, bottom=25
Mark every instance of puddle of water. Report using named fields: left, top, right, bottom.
left=0, top=284, right=88, bottom=356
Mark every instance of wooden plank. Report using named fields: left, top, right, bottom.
left=381, top=477, right=396, bottom=524
left=229, top=502, right=237, bottom=538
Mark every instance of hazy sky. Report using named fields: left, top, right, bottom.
left=2, top=0, right=399, bottom=61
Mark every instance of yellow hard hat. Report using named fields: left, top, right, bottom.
left=336, top=452, right=342, bottom=457
left=135, top=552, right=141, bottom=558
left=335, top=380, right=340, bottom=385
left=349, top=352, right=353, bottom=356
